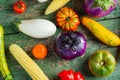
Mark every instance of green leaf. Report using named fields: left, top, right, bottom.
left=92, top=0, right=114, bottom=11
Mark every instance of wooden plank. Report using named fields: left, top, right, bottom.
left=4, top=33, right=120, bottom=80
left=0, top=0, right=120, bottom=34
left=0, top=0, right=120, bottom=80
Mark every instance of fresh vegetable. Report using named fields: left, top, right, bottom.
left=13, top=1, right=26, bottom=14
left=32, top=44, right=47, bottom=59
left=37, top=0, right=47, bottom=3
left=56, top=7, right=80, bottom=31
left=81, top=16, right=120, bottom=46
left=58, top=69, right=84, bottom=80
left=54, top=31, right=86, bottom=60
left=84, top=0, right=117, bottom=18
left=89, top=50, right=116, bottom=77
left=15, top=19, right=56, bottom=38
left=45, top=0, right=70, bottom=15
left=9, top=44, right=49, bottom=80
left=0, top=25, right=13, bottom=80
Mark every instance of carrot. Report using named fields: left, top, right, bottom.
left=32, top=44, right=47, bottom=59
left=81, top=16, right=120, bottom=46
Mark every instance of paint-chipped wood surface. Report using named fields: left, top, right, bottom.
left=0, top=0, right=120, bottom=80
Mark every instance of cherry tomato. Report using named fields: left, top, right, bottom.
left=32, top=44, right=48, bottom=59
left=13, top=1, right=26, bottom=14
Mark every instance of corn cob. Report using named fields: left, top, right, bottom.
left=45, top=0, right=70, bottom=15
left=9, top=44, right=49, bottom=80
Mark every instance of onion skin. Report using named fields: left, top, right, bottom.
left=54, top=31, right=86, bottom=60
left=84, top=0, right=117, bottom=18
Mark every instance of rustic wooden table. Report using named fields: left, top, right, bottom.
left=0, top=0, right=120, bottom=80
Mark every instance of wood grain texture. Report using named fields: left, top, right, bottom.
left=0, top=0, right=120, bottom=80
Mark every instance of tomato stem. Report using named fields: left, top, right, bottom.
left=17, top=4, right=22, bottom=8
left=66, top=17, right=70, bottom=21
left=100, top=60, right=105, bottom=66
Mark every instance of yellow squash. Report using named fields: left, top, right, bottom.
left=81, top=16, right=120, bottom=46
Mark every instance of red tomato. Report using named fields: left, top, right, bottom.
left=13, top=1, right=26, bottom=14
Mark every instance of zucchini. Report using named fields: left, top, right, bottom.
left=9, top=44, right=49, bottom=80
left=0, top=25, right=13, bottom=80
left=81, top=17, right=120, bottom=46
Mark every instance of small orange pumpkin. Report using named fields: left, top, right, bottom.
left=56, top=7, right=80, bottom=31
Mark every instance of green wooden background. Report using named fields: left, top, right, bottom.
left=0, top=0, right=120, bottom=80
